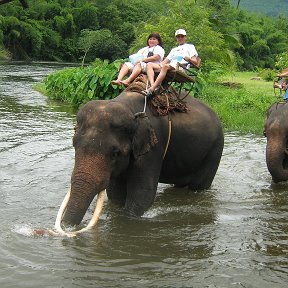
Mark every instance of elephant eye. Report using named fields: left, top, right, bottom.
left=111, top=147, right=120, bottom=160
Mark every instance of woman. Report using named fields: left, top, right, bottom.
left=111, top=32, right=165, bottom=86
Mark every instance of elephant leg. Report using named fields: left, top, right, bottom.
left=125, top=183, right=158, bottom=217
left=188, top=144, right=223, bottom=190
left=125, top=156, right=162, bottom=217
left=107, top=175, right=127, bottom=207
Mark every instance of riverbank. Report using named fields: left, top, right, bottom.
left=39, top=69, right=278, bottom=136
left=199, top=72, right=277, bottom=135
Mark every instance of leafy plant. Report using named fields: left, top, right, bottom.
left=275, top=52, right=288, bottom=71
left=257, top=68, right=276, bottom=81
left=44, top=59, right=123, bottom=107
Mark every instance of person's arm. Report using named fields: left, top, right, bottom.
left=183, top=44, right=200, bottom=68
left=142, top=54, right=160, bottom=63
left=184, top=55, right=201, bottom=68
left=142, top=46, right=165, bottom=63
left=161, top=48, right=175, bottom=65
left=160, top=58, right=170, bottom=66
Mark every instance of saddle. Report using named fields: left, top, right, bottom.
left=125, top=74, right=188, bottom=116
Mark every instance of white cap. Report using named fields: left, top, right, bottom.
left=175, top=29, right=187, bottom=36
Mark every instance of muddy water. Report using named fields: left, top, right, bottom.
left=0, top=63, right=287, bottom=288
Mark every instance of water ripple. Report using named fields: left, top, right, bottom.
left=0, top=63, right=287, bottom=288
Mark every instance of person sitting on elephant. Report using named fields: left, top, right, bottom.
left=282, top=82, right=288, bottom=101
left=143, top=29, right=199, bottom=96
left=111, top=32, right=165, bottom=87
left=273, top=68, right=288, bottom=101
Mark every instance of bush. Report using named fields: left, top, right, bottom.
left=257, top=68, right=276, bottom=81
left=44, top=59, right=123, bottom=107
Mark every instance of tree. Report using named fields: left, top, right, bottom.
left=0, top=0, right=28, bottom=9
left=133, top=0, right=235, bottom=72
left=78, top=29, right=127, bottom=64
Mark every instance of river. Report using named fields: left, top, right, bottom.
left=0, top=62, right=287, bottom=288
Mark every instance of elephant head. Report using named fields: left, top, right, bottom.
left=55, top=99, right=157, bottom=235
left=264, top=103, right=288, bottom=182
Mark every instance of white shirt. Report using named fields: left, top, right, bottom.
left=166, top=43, right=198, bottom=64
left=137, top=45, right=165, bottom=63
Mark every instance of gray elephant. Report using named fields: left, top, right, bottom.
left=55, top=76, right=224, bottom=234
left=264, top=102, right=288, bottom=183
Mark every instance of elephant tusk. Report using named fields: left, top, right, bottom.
left=52, top=188, right=106, bottom=237
left=54, top=187, right=71, bottom=234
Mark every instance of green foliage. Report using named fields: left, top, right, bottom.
left=232, top=8, right=288, bottom=70
left=275, top=52, right=288, bottom=71
left=0, top=0, right=287, bottom=70
left=231, top=0, right=288, bottom=18
left=72, top=3, right=99, bottom=33
left=199, top=72, right=276, bottom=134
left=257, top=68, right=276, bottom=81
left=78, top=29, right=127, bottom=63
left=133, top=0, right=235, bottom=74
left=0, top=0, right=168, bottom=62
left=44, top=59, right=123, bottom=107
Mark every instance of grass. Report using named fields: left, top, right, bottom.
left=198, top=71, right=279, bottom=135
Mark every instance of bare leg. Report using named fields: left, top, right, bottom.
left=148, top=64, right=172, bottom=92
left=121, top=63, right=142, bottom=86
left=146, top=63, right=160, bottom=87
left=112, top=64, right=130, bottom=85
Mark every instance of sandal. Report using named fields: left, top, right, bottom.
left=142, top=90, right=154, bottom=98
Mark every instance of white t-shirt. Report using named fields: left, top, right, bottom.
left=166, top=43, right=198, bottom=65
left=137, top=45, right=165, bottom=63
left=126, top=44, right=165, bottom=71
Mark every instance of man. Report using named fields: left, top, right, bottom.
left=144, top=28, right=199, bottom=96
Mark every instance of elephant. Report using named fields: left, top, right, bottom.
left=55, top=75, right=224, bottom=235
left=264, top=101, right=288, bottom=182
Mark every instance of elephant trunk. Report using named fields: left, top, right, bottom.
left=61, top=175, right=107, bottom=226
left=53, top=188, right=106, bottom=237
left=59, top=153, right=110, bottom=230
left=266, top=134, right=288, bottom=183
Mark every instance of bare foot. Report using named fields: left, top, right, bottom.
left=111, top=79, right=122, bottom=85
left=120, top=80, right=130, bottom=87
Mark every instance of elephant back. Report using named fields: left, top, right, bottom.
left=124, top=74, right=189, bottom=116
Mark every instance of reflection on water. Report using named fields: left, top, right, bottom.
left=0, top=63, right=287, bottom=288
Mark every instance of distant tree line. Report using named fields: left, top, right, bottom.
left=0, top=0, right=163, bottom=62
left=0, top=0, right=288, bottom=71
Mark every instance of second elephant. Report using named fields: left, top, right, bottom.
left=264, top=102, right=288, bottom=182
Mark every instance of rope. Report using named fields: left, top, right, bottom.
left=163, top=116, right=171, bottom=159
left=162, top=93, right=171, bottom=159
left=124, top=74, right=176, bottom=159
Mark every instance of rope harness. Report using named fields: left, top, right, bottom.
left=125, top=74, right=188, bottom=159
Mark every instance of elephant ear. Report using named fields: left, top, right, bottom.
left=132, top=112, right=158, bottom=158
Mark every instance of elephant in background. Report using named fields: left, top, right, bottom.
left=264, top=102, right=288, bottom=182
left=56, top=76, right=224, bottom=232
